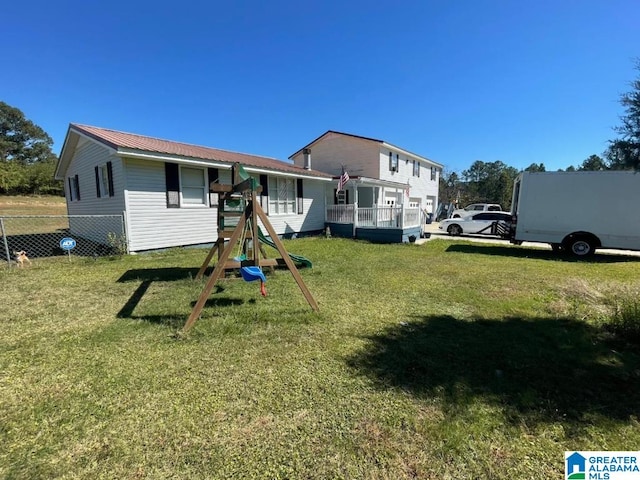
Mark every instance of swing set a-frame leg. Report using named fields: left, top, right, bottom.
left=195, top=238, right=224, bottom=280
left=254, top=202, right=319, bottom=312
left=183, top=212, right=247, bottom=332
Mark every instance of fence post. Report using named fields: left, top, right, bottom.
left=0, top=218, right=11, bottom=265
left=121, top=211, right=130, bottom=254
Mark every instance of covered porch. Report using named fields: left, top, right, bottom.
left=325, top=177, right=424, bottom=243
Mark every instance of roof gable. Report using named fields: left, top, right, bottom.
left=289, top=130, right=383, bottom=159
left=289, top=130, right=442, bottom=168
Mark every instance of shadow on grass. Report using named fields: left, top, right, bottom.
left=445, top=243, right=640, bottom=263
left=116, top=267, right=233, bottom=327
left=348, top=315, right=640, bottom=429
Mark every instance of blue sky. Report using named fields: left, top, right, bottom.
left=4, top=0, right=639, bottom=173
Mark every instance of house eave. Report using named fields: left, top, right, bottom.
left=55, top=126, right=119, bottom=179
left=340, top=176, right=414, bottom=189
left=117, top=149, right=332, bottom=181
left=381, top=141, right=443, bottom=169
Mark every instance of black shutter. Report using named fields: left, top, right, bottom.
left=296, top=178, right=303, bottom=214
left=259, top=174, right=268, bottom=196
left=389, top=152, right=393, bottom=171
left=208, top=168, right=219, bottom=207
left=106, top=161, right=114, bottom=197
left=75, top=174, right=80, bottom=201
left=68, top=177, right=74, bottom=201
left=165, top=163, right=180, bottom=208
left=259, top=174, right=269, bottom=212
left=95, top=166, right=101, bottom=198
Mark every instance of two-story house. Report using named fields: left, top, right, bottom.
left=290, top=131, right=442, bottom=242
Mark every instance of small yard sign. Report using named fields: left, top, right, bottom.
left=60, top=237, right=76, bottom=261
left=60, top=237, right=76, bottom=250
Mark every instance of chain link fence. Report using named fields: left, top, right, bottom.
left=0, top=215, right=126, bottom=266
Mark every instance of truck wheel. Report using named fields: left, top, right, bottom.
left=448, top=224, right=462, bottom=236
left=563, top=236, right=596, bottom=257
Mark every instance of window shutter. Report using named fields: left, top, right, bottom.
left=165, top=163, right=180, bottom=208
left=106, top=161, right=114, bottom=197
left=389, top=152, right=393, bottom=171
left=68, top=177, right=74, bottom=201
left=208, top=168, right=219, bottom=207
left=259, top=174, right=269, bottom=213
left=95, top=167, right=101, bottom=198
left=296, top=178, right=304, bottom=214
left=75, top=174, right=81, bottom=201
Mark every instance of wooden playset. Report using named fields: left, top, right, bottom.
left=183, top=163, right=319, bottom=332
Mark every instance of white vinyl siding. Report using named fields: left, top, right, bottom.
left=65, top=139, right=125, bottom=216
left=124, top=159, right=218, bottom=251
left=260, top=179, right=325, bottom=234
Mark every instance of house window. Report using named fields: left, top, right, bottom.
left=268, top=176, right=296, bottom=214
left=413, top=160, right=420, bottom=177
left=68, top=174, right=80, bottom=201
left=100, top=165, right=109, bottom=195
left=431, top=166, right=437, bottom=181
left=389, top=152, right=398, bottom=172
left=95, top=162, right=114, bottom=198
left=181, top=166, right=207, bottom=205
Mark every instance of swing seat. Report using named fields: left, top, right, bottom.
left=239, top=266, right=266, bottom=283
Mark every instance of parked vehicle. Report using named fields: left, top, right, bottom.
left=439, top=211, right=511, bottom=236
left=510, top=171, right=640, bottom=256
left=451, top=203, right=502, bottom=218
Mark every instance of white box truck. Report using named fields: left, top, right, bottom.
left=510, top=171, right=640, bottom=256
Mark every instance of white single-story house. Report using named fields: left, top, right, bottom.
left=55, top=124, right=333, bottom=252
left=55, top=125, right=441, bottom=251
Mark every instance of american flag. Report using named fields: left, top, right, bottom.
left=405, top=182, right=410, bottom=197
left=337, top=169, right=350, bottom=192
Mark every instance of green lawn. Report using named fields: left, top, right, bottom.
left=1, top=237, right=639, bottom=479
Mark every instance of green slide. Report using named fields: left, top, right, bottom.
left=257, top=227, right=313, bottom=269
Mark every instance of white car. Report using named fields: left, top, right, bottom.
left=439, top=211, right=512, bottom=236
left=451, top=203, right=502, bottom=218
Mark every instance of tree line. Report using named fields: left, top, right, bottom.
left=1, top=60, right=639, bottom=199
left=0, top=101, right=62, bottom=195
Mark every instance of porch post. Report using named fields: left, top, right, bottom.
left=400, top=203, right=405, bottom=228
left=350, top=183, right=358, bottom=238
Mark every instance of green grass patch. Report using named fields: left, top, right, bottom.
left=2, top=238, right=640, bottom=479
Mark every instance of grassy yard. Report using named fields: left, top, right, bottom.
left=0, top=195, right=67, bottom=216
left=1, top=237, right=640, bottom=479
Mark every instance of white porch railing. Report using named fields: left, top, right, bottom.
left=326, top=205, right=355, bottom=223
left=327, top=205, right=421, bottom=229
